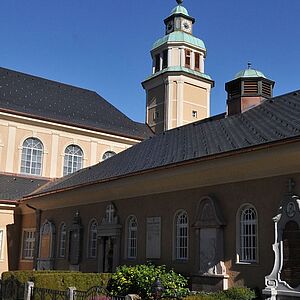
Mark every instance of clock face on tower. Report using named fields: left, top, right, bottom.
left=166, top=20, right=174, bottom=34
left=182, top=21, right=192, bottom=33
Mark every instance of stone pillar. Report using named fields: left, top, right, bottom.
left=200, top=53, right=205, bottom=73
left=24, top=281, right=34, bottom=300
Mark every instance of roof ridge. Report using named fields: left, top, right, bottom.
left=0, top=66, right=95, bottom=94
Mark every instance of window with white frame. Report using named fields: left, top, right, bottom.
left=0, top=229, right=3, bottom=259
left=127, top=216, right=137, bottom=259
left=59, top=223, right=67, bottom=258
left=102, top=151, right=116, bottom=161
left=239, top=205, right=257, bottom=263
left=20, top=138, right=43, bottom=176
left=63, top=145, right=83, bottom=175
left=105, top=204, right=115, bottom=223
left=22, top=230, right=35, bottom=260
left=88, top=220, right=98, bottom=258
left=175, top=210, right=189, bottom=260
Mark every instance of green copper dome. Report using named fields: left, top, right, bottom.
left=170, top=5, right=189, bottom=16
left=235, top=68, right=266, bottom=79
left=152, top=31, right=206, bottom=50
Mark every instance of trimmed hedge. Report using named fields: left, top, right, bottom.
left=1, top=271, right=111, bottom=291
left=185, top=287, right=256, bottom=300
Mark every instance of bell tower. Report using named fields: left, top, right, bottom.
left=142, top=0, right=214, bottom=134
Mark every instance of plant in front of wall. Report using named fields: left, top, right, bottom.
left=108, top=263, right=189, bottom=299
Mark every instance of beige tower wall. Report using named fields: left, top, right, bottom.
left=146, top=85, right=165, bottom=133
left=182, top=82, right=209, bottom=124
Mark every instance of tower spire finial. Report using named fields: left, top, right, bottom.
left=176, top=0, right=183, bottom=5
left=248, top=62, right=252, bottom=69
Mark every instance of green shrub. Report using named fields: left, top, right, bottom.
left=184, top=287, right=256, bottom=300
left=108, top=264, right=189, bottom=299
left=219, top=287, right=256, bottom=300
left=1, top=271, right=111, bottom=291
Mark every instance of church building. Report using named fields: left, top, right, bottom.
left=2, top=0, right=300, bottom=297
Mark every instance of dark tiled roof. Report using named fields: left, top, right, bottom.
left=0, top=173, right=49, bottom=201
left=32, top=90, right=300, bottom=196
left=0, top=67, right=152, bottom=140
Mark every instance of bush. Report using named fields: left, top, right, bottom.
left=1, top=271, right=111, bottom=291
left=184, top=287, right=256, bottom=300
left=108, top=264, right=189, bottom=299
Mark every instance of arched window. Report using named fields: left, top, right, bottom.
left=58, top=223, right=67, bottom=258
left=20, top=138, right=43, bottom=176
left=102, top=151, right=116, bottom=161
left=239, top=205, right=258, bottom=263
left=175, top=210, right=188, bottom=260
left=63, top=145, right=83, bottom=175
left=88, top=220, right=98, bottom=258
left=127, top=216, right=137, bottom=259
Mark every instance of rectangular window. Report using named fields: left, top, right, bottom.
left=0, top=230, right=3, bottom=259
left=185, top=49, right=191, bottom=68
left=195, top=53, right=200, bottom=71
left=22, top=230, right=35, bottom=260
left=162, top=49, right=168, bottom=69
left=155, top=54, right=160, bottom=72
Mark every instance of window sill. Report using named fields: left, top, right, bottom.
left=235, top=261, right=259, bottom=266
left=173, top=259, right=189, bottom=264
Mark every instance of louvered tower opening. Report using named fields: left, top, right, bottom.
left=243, top=81, right=258, bottom=95
left=262, top=81, right=272, bottom=98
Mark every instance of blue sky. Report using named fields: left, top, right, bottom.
left=0, top=0, right=299, bottom=123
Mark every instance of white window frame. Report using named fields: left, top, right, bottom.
left=20, top=138, right=43, bottom=176
left=174, top=210, right=189, bottom=260
left=21, top=229, right=35, bottom=260
left=236, top=204, right=258, bottom=264
left=102, top=151, right=116, bottom=161
left=0, top=229, right=4, bottom=260
left=127, top=215, right=138, bottom=259
left=88, top=219, right=98, bottom=259
left=58, top=223, right=67, bottom=258
left=63, top=145, right=84, bottom=176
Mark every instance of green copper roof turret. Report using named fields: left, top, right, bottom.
left=234, top=64, right=266, bottom=79
left=170, top=5, right=189, bottom=17
left=152, top=31, right=206, bottom=50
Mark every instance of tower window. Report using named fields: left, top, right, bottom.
left=185, top=49, right=191, bottom=68
left=195, top=53, right=200, bottom=71
left=192, top=110, right=198, bottom=118
left=162, top=50, right=168, bottom=69
left=153, top=111, right=159, bottom=121
left=155, top=54, right=160, bottom=72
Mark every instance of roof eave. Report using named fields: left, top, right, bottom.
left=21, top=134, right=300, bottom=201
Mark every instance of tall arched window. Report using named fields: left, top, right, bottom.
left=88, top=220, right=98, bottom=258
left=127, top=216, right=137, bottom=259
left=239, top=205, right=258, bottom=263
left=58, top=223, right=67, bottom=258
left=102, top=151, right=116, bottom=161
left=175, top=210, right=189, bottom=260
left=20, top=138, right=43, bottom=176
left=63, top=145, right=83, bottom=175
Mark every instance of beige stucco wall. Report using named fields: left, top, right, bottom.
left=0, top=112, right=141, bottom=178
left=0, top=205, right=14, bottom=275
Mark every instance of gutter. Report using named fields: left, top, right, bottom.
left=20, top=134, right=300, bottom=201
left=0, top=108, right=149, bottom=141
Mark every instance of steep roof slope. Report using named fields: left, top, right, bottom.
left=31, top=90, right=300, bottom=196
left=0, top=173, right=49, bottom=202
left=0, top=67, right=152, bottom=140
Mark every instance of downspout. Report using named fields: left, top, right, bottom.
left=26, top=204, right=41, bottom=270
